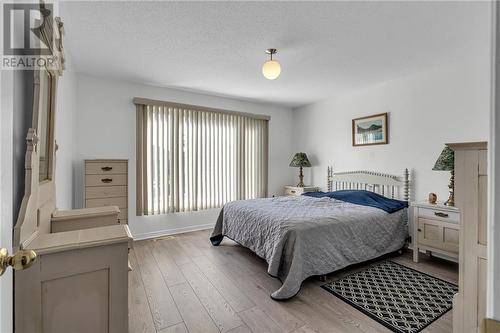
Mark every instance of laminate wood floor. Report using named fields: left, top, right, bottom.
left=129, top=229, right=458, bottom=333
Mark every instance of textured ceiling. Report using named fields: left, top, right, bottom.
left=60, top=1, right=490, bottom=108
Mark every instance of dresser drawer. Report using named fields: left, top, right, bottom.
left=418, top=207, right=459, bottom=223
left=86, top=197, right=127, bottom=209
left=86, top=185, right=127, bottom=199
left=85, top=174, right=127, bottom=187
left=85, top=161, right=127, bottom=175
left=418, top=218, right=459, bottom=254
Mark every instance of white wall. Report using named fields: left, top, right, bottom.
left=55, top=62, right=78, bottom=210
left=75, top=74, right=295, bottom=239
left=292, top=60, right=490, bottom=204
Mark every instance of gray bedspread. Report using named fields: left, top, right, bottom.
left=210, top=195, right=408, bottom=300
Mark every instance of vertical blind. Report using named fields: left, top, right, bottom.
left=135, top=98, right=269, bottom=216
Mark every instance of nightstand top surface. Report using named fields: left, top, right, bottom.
left=410, top=200, right=460, bottom=212
left=284, top=185, right=318, bottom=189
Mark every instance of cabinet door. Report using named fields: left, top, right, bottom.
left=15, top=243, right=129, bottom=333
left=418, top=218, right=459, bottom=253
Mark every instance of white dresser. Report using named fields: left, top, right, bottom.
left=410, top=201, right=460, bottom=262
left=84, top=159, right=128, bottom=224
left=284, top=185, right=319, bottom=196
left=450, top=142, right=488, bottom=333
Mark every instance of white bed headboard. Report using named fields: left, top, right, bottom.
left=326, top=167, right=410, bottom=202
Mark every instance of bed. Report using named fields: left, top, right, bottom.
left=210, top=167, right=411, bottom=300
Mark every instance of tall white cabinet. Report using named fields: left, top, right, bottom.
left=451, top=142, right=488, bottom=333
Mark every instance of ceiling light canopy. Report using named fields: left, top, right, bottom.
left=262, top=48, right=281, bottom=80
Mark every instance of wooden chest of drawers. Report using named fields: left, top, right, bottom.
left=84, top=159, right=128, bottom=224
left=411, top=201, right=460, bottom=262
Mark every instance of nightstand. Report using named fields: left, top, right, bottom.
left=284, top=185, right=319, bottom=196
left=410, top=201, right=460, bottom=262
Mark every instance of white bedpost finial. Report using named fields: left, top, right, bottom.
left=327, top=166, right=333, bottom=192
left=327, top=166, right=330, bottom=192
left=404, top=168, right=410, bottom=202
left=330, top=166, right=333, bottom=191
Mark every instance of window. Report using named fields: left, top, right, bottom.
left=135, top=98, right=269, bottom=215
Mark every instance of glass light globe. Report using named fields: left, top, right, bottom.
left=262, top=60, right=281, bottom=80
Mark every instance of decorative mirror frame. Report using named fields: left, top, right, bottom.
left=13, top=3, right=65, bottom=250
left=36, top=66, right=56, bottom=182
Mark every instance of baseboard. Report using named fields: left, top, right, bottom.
left=481, top=318, right=500, bottom=333
left=132, top=223, right=215, bottom=241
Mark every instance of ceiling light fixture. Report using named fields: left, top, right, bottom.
left=262, top=48, right=281, bottom=80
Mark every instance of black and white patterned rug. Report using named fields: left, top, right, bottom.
left=321, top=260, right=458, bottom=333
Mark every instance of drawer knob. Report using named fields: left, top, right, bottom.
left=434, top=212, right=449, bottom=218
left=418, top=228, right=422, bottom=232
left=101, top=178, right=113, bottom=183
left=101, top=166, right=113, bottom=171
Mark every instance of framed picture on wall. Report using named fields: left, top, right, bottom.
left=352, top=112, right=388, bottom=146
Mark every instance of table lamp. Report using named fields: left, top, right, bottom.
left=289, top=152, right=311, bottom=187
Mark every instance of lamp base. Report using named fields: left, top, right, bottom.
left=444, top=170, right=455, bottom=207
left=444, top=197, right=454, bottom=207
left=296, top=166, right=305, bottom=187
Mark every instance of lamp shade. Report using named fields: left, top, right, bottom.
left=262, top=60, right=281, bottom=80
left=432, top=146, right=454, bottom=171
left=289, top=152, right=311, bottom=167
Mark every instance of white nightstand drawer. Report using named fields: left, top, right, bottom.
left=285, top=187, right=300, bottom=196
left=284, top=186, right=319, bottom=196
left=418, top=207, right=460, bottom=223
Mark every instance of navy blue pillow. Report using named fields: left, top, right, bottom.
left=303, top=190, right=408, bottom=213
